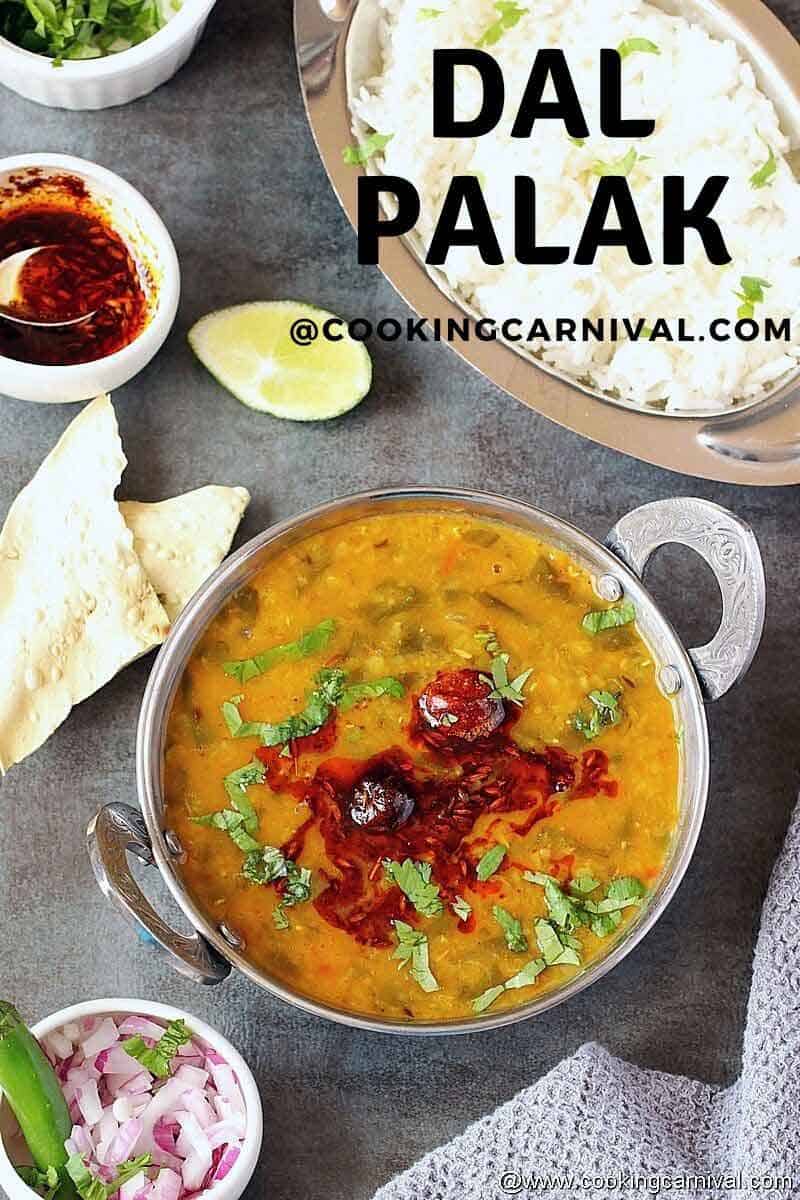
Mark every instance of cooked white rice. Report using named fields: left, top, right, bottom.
left=351, top=0, right=800, bottom=413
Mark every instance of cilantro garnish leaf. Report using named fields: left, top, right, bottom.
left=223, top=618, right=336, bottom=686
left=343, top=132, right=393, bottom=166
left=418, top=6, right=444, bottom=17
left=383, top=858, right=443, bottom=918
left=476, top=0, right=527, bottom=47
left=750, top=145, right=777, bottom=190
left=242, top=844, right=289, bottom=885
left=572, top=689, right=622, bottom=741
left=582, top=601, right=636, bottom=634
left=590, top=148, right=638, bottom=178
left=472, top=984, right=506, bottom=1014
left=476, top=631, right=533, bottom=705
left=16, top=1165, right=60, bottom=1200
left=191, top=758, right=264, bottom=852
left=340, top=677, right=405, bottom=710
left=534, top=918, right=581, bottom=966
left=272, top=905, right=290, bottom=930
left=524, top=871, right=646, bottom=942
left=452, top=895, right=472, bottom=922
left=66, top=1154, right=153, bottom=1200
left=223, top=668, right=403, bottom=749
left=392, top=920, right=439, bottom=992
left=472, top=957, right=546, bottom=1013
left=244, top=848, right=312, bottom=927
left=735, top=275, right=771, bottom=320
left=121, top=1019, right=190, bottom=1079
left=617, top=37, right=660, bottom=60
left=476, top=843, right=507, bottom=881
left=583, top=875, right=646, bottom=914
left=492, top=905, right=528, bottom=952
left=569, top=872, right=601, bottom=896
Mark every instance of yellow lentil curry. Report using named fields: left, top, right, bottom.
left=164, top=511, right=679, bottom=1022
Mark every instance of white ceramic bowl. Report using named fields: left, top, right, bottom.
left=0, top=0, right=217, bottom=110
left=0, top=155, right=180, bottom=404
left=0, top=997, right=263, bottom=1200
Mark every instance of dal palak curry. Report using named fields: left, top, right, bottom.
left=164, top=511, right=678, bottom=1021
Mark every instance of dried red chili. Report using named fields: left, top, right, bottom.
left=254, top=675, right=618, bottom=948
left=0, top=200, right=149, bottom=366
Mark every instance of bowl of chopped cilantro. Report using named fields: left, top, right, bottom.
left=0, top=0, right=218, bottom=109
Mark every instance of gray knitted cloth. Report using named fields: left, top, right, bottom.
left=374, top=804, right=800, bottom=1200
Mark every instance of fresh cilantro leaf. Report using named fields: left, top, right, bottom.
left=16, top=1165, right=59, bottom=1199
left=587, top=909, right=624, bottom=938
left=582, top=601, right=636, bottom=634
left=750, top=145, right=777, bottom=189
left=418, top=6, right=444, bottom=16
left=590, top=148, right=638, bottom=178
left=223, top=667, right=402, bottom=749
left=243, top=844, right=290, bottom=885
left=492, top=905, right=528, bottom=952
left=472, top=957, right=546, bottom=1013
left=572, top=689, right=622, bottom=742
left=476, top=632, right=534, bottom=705
left=343, top=132, right=394, bottom=166
left=223, top=618, right=336, bottom=685
left=583, top=875, right=645, bottom=914
left=525, top=871, right=646, bottom=942
left=534, top=918, right=581, bottom=966
left=383, top=858, right=443, bottom=917
left=340, top=677, right=405, bottom=710
left=504, top=957, right=547, bottom=990
left=569, top=873, right=601, bottom=896
left=392, top=920, right=439, bottom=992
left=476, top=843, right=507, bottom=881
left=617, top=37, right=660, bottom=59
left=472, top=984, right=506, bottom=1014
left=195, top=808, right=261, bottom=854
left=474, top=630, right=502, bottom=655
left=191, top=758, right=264, bottom=853
left=221, top=695, right=265, bottom=740
left=121, top=1020, right=190, bottom=1079
left=273, top=862, right=313, bottom=927
left=735, top=275, right=771, bottom=320
left=66, top=1154, right=152, bottom=1200
left=244, top=848, right=312, bottom=926
left=272, top=905, right=290, bottom=931
left=476, top=0, right=527, bottom=47
left=452, top=895, right=472, bottom=922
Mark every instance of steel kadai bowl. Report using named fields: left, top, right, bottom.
left=88, top=489, right=765, bottom=1034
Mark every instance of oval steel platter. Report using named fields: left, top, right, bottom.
left=295, top=0, right=800, bottom=484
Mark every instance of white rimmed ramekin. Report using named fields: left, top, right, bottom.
left=0, top=0, right=218, bottom=110
left=0, top=154, right=180, bottom=404
left=0, top=997, right=264, bottom=1200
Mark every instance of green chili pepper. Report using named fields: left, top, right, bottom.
left=0, top=1002, right=76, bottom=1198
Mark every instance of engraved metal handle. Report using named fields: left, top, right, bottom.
left=605, top=498, right=766, bottom=702
left=87, top=803, right=231, bottom=986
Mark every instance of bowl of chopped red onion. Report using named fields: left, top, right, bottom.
left=0, top=998, right=263, bottom=1200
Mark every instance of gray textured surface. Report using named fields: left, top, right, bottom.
left=0, top=3, right=799, bottom=1198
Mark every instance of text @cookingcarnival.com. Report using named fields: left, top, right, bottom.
left=496, top=1170, right=794, bottom=1195
left=288, top=314, right=793, bottom=348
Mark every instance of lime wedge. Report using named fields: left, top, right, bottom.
left=188, top=301, right=373, bottom=421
